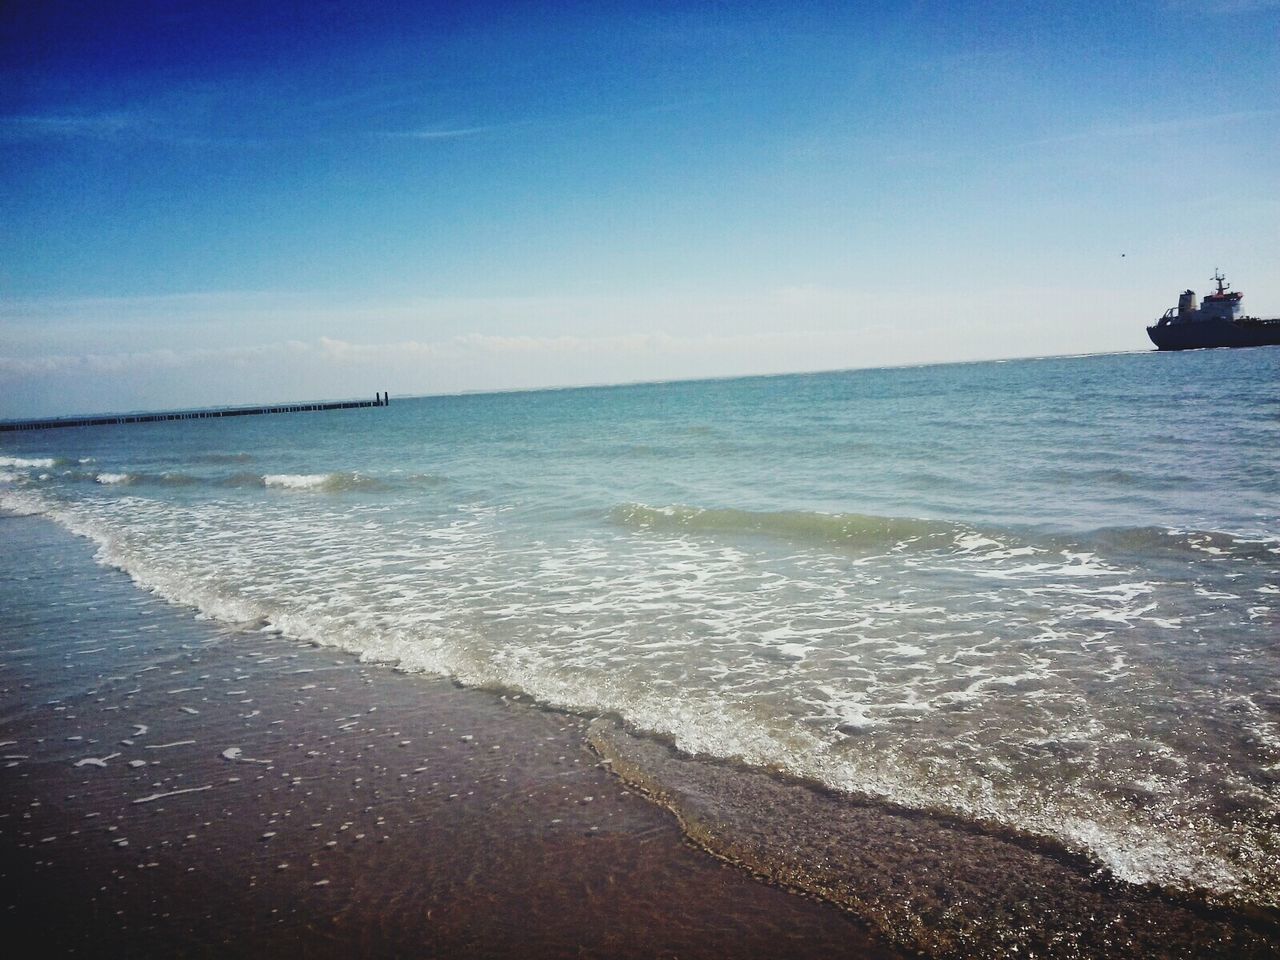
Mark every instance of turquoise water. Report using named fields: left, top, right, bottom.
left=3, top=348, right=1278, bottom=911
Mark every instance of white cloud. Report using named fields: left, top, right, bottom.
left=0, top=304, right=1149, bottom=421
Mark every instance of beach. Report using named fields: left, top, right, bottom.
left=5, top=489, right=1277, bottom=960
left=0, top=513, right=900, bottom=959
left=2, top=351, right=1278, bottom=957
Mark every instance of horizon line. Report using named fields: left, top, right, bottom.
left=0, top=348, right=1151, bottom=426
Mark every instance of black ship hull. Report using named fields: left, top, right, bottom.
left=1147, top=317, right=1280, bottom=351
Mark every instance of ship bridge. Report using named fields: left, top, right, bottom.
left=1199, top=270, right=1243, bottom=320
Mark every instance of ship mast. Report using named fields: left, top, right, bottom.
left=1213, top=269, right=1229, bottom=296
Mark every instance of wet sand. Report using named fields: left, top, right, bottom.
left=0, top=514, right=901, bottom=959
left=592, top=720, right=1280, bottom=959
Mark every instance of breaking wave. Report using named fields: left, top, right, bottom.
left=5, top=462, right=443, bottom=495
left=1074, top=524, right=1280, bottom=559
left=611, top=502, right=965, bottom=551
left=261, top=472, right=386, bottom=492
left=613, top=502, right=1279, bottom=564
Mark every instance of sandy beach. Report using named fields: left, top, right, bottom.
left=0, top=513, right=901, bottom=959
left=3, top=503, right=1278, bottom=959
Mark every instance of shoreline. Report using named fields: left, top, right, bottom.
left=591, top=718, right=1280, bottom=958
left=3, top=510, right=1277, bottom=958
left=0, top=512, right=899, bottom=959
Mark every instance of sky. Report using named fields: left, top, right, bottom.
left=2, top=0, right=1278, bottom=418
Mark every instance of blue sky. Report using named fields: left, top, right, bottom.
left=2, top=1, right=1278, bottom=417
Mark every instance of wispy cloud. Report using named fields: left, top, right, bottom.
left=0, top=106, right=277, bottom=148
left=378, top=116, right=544, bottom=141
left=1021, top=109, right=1272, bottom=148
left=0, top=331, right=751, bottom=380
left=384, top=124, right=502, bottom=140
left=379, top=96, right=704, bottom=144
left=0, top=111, right=147, bottom=141
left=0, top=341, right=309, bottom=377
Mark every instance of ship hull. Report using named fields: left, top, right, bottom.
left=1147, top=318, right=1280, bottom=351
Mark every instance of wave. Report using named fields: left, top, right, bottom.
left=223, top=471, right=271, bottom=488
left=256, top=471, right=442, bottom=493
left=191, top=452, right=254, bottom=464
left=261, top=472, right=385, bottom=493
left=1057, top=525, right=1280, bottom=563
left=0, top=456, right=59, bottom=468
left=613, top=503, right=1280, bottom=564
left=156, top=472, right=201, bottom=487
left=399, top=471, right=448, bottom=487
left=88, top=471, right=205, bottom=487
left=10, top=466, right=443, bottom=495
left=611, top=502, right=964, bottom=551
left=6, top=468, right=205, bottom=488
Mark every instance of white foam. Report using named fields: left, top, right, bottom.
left=74, top=752, right=121, bottom=767
left=0, top=489, right=46, bottom=516
left=222, top=746, right=272, bottom=764
left=132, top=785, right=212, bottom=805
left=0, top=456, right=56, bottom=468
left=954, top=532, right=1002, bottom=552
left=263, top=473, right=329, bottom=490
left=95, top=473, right=130, bottom=485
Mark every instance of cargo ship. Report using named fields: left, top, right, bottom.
left=1147, top=271, right=1280, bottom=350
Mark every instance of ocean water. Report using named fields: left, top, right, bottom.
left=3, top=348, right=1278, bottom=917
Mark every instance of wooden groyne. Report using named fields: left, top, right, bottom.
left=0, top=392, right=389, bottom=433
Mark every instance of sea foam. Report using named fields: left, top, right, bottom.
left=262, top=472, right=381, bottom=492
left=263, top=473, right=331, bottom=489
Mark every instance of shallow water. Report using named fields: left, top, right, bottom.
left=0, top=514, right=895, bottom=960
left=3, top=349, right=1278, bottom=919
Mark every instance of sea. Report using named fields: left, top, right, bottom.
left=2, top=348, right=1278, bottom=927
